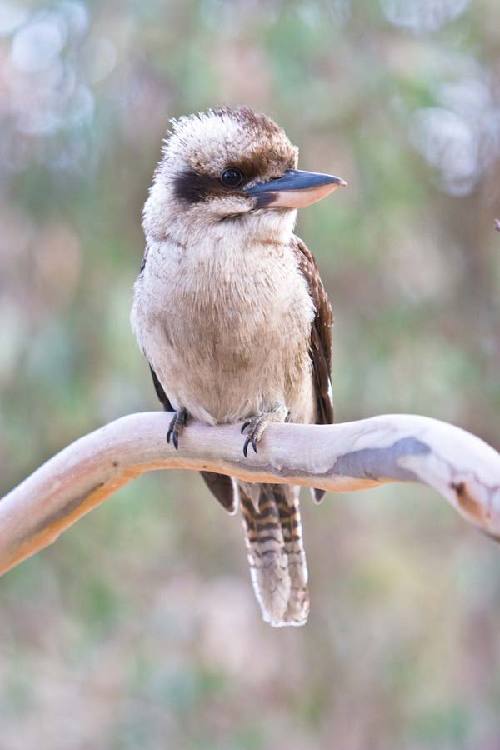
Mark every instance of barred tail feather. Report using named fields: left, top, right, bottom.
left=238, top=482, right=309, bottom=627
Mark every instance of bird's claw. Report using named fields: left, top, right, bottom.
left=242, top=434, right=258, bottom=458
left=167, top=408, right=189, bottom=450
left=241, top=415, right=268, bottom=457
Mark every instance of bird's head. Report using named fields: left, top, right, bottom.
left=143, top=106, right=346, bottom=244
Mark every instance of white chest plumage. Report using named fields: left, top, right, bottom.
left=131, top=230, right=315, bottom=425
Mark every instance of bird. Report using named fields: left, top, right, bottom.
left=131, top=106, right=346, bottom=627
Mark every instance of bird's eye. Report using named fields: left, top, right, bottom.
left=221, top=167, right=244, bottom=188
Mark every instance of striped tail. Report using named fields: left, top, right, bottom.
left=237, top=481, right=309, bottom=627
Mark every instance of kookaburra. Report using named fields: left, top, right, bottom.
left=131, top=106, right=346, bottom=627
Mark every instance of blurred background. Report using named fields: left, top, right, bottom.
left=1, top=0, right=500, bottom=748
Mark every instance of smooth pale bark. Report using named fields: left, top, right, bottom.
left=0, top=412, right=499, bottom=575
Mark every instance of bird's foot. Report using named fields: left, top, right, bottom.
left=167, top=408, right=189, bottom=450
left=241, top=405, right=288, bottom=458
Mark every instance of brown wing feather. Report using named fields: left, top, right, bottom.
left=293, top=236, right=333, bottom=425
left=293, top=237, right=333, bottom=502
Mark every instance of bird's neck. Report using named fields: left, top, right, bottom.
left=148, top=206, right=297, bottom=251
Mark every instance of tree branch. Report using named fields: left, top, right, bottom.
left=1, top=412, right=499, bottom=576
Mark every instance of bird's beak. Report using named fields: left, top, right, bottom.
left=245, top=169, right=347, bottom=209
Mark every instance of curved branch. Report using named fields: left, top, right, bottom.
left=1, top=412, right=499, bottom=576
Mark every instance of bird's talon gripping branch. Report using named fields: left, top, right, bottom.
left=242, top=415, right=264, bottom=457
left=242, top=416, right=263, bottom=457
left=166, top=408, right=189, bottom=450
left=241, top=406, right=287, bottom=458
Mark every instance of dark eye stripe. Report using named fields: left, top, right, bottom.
left=174, top=170, right=224, bottom=204
left=175, top=168, right=249, bottom=205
